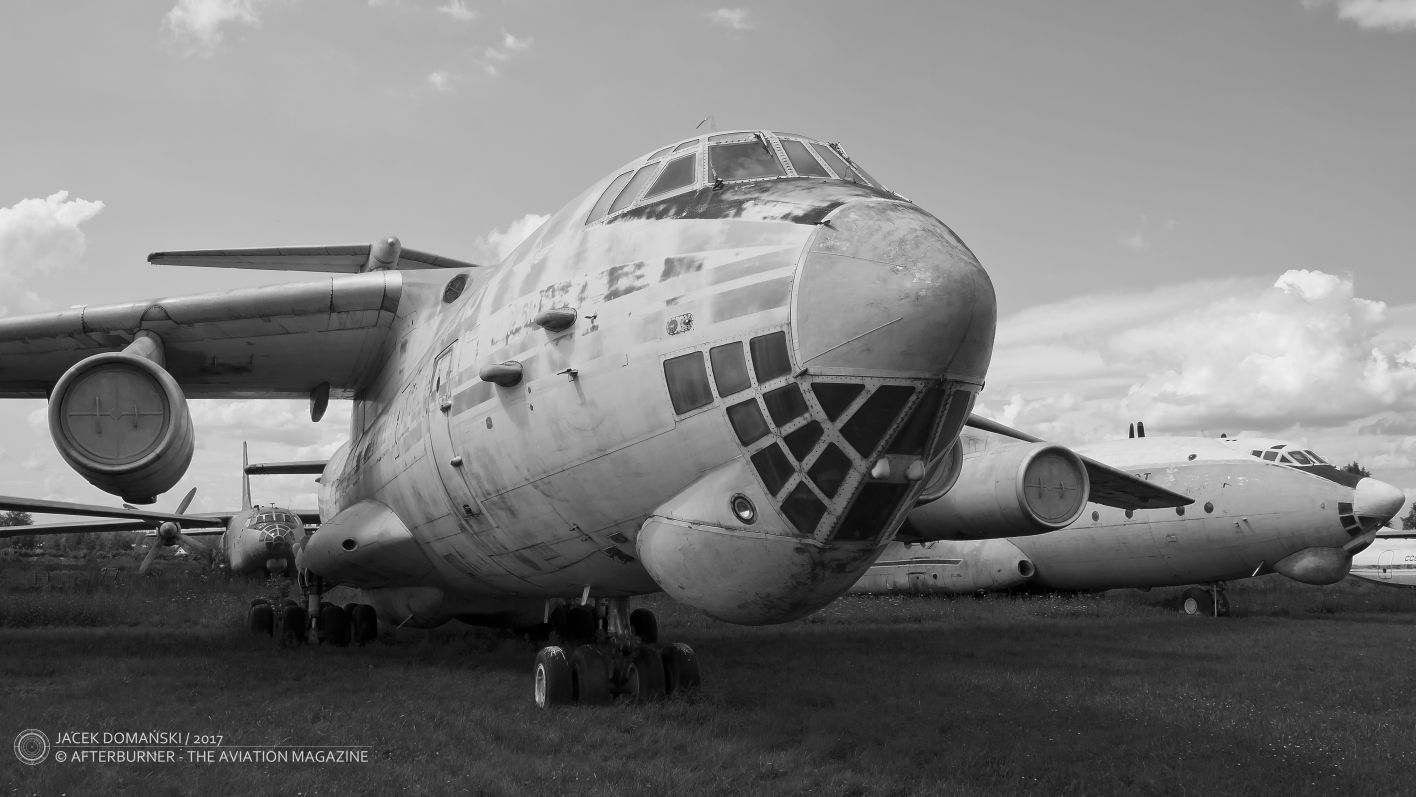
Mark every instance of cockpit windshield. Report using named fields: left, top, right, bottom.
left=1253, top=446, right=1330, bottom=467
left=1286, top=451, right=1313, bottom=465
left=584, top=130, right=891, bottom=226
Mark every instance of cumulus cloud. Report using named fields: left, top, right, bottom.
left=436, top=0, right=477, bottom=22
left=471, top=213, right=549, bottom=263
left=0, top=191, right=104, bottom=317
left=978, top=270, right=1416, bottom=441
left=164, top=0, right=273, bottom=53
left=1118, top=231, right=1148, bottom=251
left=1307, top=0, right=1416, bottom=31
left=427, top=70, right=452, bottom=91
left=482, top=31, right=531, bottom=75
left=707, top=8, right=750, bottom=30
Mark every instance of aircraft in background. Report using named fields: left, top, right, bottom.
left=0, top=444, right=318, bottom=578
left=0, top=129, right=1185, bottom=706
left=853, top=419, right=1406, bottom=615
left=1349, top=531, right=1416, bottom=588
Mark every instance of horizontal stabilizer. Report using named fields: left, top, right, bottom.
left=0, top=495, right=229, bottom=526
left=964, top=415, right=1194, bottom=510
left=245, top=461, right=328, bottom=475
left=149, top=237, right=481, bottom=273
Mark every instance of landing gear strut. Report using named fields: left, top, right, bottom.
left=534, top=597, right=700, bottom=709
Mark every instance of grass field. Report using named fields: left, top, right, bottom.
left=4, top=561, right=1416, bottom=796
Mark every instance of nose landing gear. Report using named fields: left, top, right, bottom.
left=1179, top=584, right=1231, bottom=617
left=534, top=598, right=701, bottom=709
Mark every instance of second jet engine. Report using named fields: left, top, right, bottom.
left=905, top=441, right=1089, bottom=541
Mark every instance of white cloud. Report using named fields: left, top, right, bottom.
left=481, top=31, right=531, bottom=76
left=427, top=71, right=452, bottom=91
left=0, top=191, right=104, bottom=317
left=978, top=269, right=1416, bottom=440
left=707, top=8, right=750, bottom=30
left=471, top=213, right=549, bottom=263
left=1308, top=0, right=1416, bottom=31
left=1118, top=231, right=1148, bottom=251
left=164, top=0, right=273, bottom=54
left=436, top=0, right=477, bottom=22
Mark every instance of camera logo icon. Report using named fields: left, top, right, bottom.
left=14, top=729, right=50, bottom=765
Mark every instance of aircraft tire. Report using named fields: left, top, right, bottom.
left=281, top=604, right=308, bottom=644
left=321, top=604, right=350, bottom=647
left=250, top=597, right=271, bottom=608
left=567, top=605, right=597, bottom=643
left=623, top=644, right=667, bottom=703
left=629, top=608, right=658, bottom=643
left=534, top=646, right=573, bottom=708
left=351, top=604, right=379, bottom=646
left=1216, top=591, right=1231, bottom=617
left=661, top=643, right=700, bottom=695
left=342, top=603, right=359, bottom=620
left=1180, top=587, right=1214, bottom=617
left=570, top=645, right=612, bottom=706
left=248, top=603, right=274, bottom=636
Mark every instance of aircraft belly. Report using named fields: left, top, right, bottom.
left=1015, top=516, right=1175, bottom=589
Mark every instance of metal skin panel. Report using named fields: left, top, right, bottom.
left=2, top=131, right=1002, bottom=627
left=858, top=434, right=1404, bottom=595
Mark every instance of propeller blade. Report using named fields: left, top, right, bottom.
left=176, top=533, right=208, bottom=553
left=138, top=543, right=161, bottom=575
left=176, top=487, right=197, bottom=515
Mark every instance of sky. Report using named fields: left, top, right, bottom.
left=1, top=0, right=1413, bottom=521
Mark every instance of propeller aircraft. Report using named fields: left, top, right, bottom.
left=0, top=129, right=1188, bottom=706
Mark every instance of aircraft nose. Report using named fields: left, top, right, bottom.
left=1354, top=477, right=1405, bottom=523
left=793, top=200, right=996, bottom=381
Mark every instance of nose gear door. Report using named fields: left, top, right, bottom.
left=1379, top=549, right=1395, bottom=579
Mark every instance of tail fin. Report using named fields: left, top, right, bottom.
left=241, top=443, right=252, bottom=510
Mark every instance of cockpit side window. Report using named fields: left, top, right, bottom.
left=646, top=146, right=675, bottom=161
left=780, top=139, right=830, bottom=178
left=607, top=163, right=663, bottom=215
left=673, top=139, right=700, bottom=152
left=809, top=143, right=862, bottom=184
left=709, top=141, right=786, bottom=182
left=586, top=170, right=635, bottom=225
left=1287, top=451, right=1313, bottom=465
left=643, top=153, right=698, bottom=200
left=1262, top=451, right=1279, bottom=461
left=1304, top=450, right=1328, bottom=465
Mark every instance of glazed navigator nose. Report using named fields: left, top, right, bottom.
left=792, top=200, right=996, bottom=381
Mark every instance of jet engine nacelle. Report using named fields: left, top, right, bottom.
left=48, top=348, right=195, bottom=504
left=905, top=442, right=1088, bottom=541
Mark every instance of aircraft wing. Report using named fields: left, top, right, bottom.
left=148, top=243, right=480, bottom=273
left=244, top=461, right=328, bottom=475
left=964, top=415, right=1193, bottom=510
left=0, top=519, right=151, bottom=537
left=0, top=495, right=229, bottom=527
left=0, top=271, right=401, bottom=398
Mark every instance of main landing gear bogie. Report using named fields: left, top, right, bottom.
left=534, top=600, right=701, bottom=709
left=1179, top=584, right=1231, bottom=618
left=247, top=593, right=380, bottom=646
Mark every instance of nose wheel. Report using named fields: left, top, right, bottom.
left=1179, top=584, right=1231, bottom=617
left=533, top=599, right=701, bottom=709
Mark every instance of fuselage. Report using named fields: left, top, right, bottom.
left=222, top=505, right=306, bottom=577
left=303, top=131, right=998, bottom=626
left=1350, top=536, right=1416, bottom=588
left=855, top=434, right=1405, bottom=594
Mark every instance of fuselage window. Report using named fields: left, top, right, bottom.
left=763, top=382, right=809, bottom=427
left=644, top=153, right=698, bottom=200
left=1287, top=451, right=1313, bottom=465
left=442, top=274, right=467, bottom=303
left=781, top=482, right=827, bottom=535
left=780, top=139, right=830, bottom=178
left=709, top=141, right=786, bottom=182
left=709, top=341, right=751, bottom=397
left=1262, top=451, right=1279, bottom=461
left=750, top=443, right=795, bottom=496
left=586, top=170, right=635, bottom=224
left=607, top=163, right=663, bottom=216
left=749, top=331, right=792, bottom=383
left=839, top=386, right=915, bottom=458
left=726, top=398, right=770, bottom=446
left=663, top=352, right=714, bottom=415
left=809, top=143, right=863, bottom=185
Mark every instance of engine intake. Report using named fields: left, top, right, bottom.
left=48, top=338, right=194, bottom=504
left=906, top=441, right=1088, bottom=541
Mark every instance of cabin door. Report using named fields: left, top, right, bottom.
left=428, top=342, right=499, bottom=537
left=1378, top=549, right=1395, bottom=579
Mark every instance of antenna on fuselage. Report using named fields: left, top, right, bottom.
left=696, top=115, right=717, bottom=133
left=241, top=442, right=252, bottom=510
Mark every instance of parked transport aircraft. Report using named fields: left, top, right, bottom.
left=853, top=419, right=1406, bottom=614
left=1350, top=531, right=1416, bottom=589
left=0, top=130, right=1186, bottom=705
